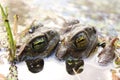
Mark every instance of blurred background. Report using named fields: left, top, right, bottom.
left=0, top=0, right=120, bottom=26
left=0, top=0, right=120, bottom=49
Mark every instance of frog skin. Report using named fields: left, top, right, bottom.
left=56, top=22, right=98, bottom=75
left=18, top=30, right=60, bottom=61
left=15, top=23, right=60, bottom=73
left=56, top=23, right=98, bottom=60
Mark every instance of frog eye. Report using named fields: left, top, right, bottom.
left=74, top=32, right=88, bottom=49
left=48, top=30, right=55, bottom=36
left=30, top=36, right=48, bottom=52
left=25, top=58, right=44, bottom=73
left=85, top=27, right=96, bottom=34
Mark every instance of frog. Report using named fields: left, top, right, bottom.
left=55, top=21, right=98, bottom=75
left=14, top=22, right=60, bottom=73
left=56, top=23, right=98, bottom=59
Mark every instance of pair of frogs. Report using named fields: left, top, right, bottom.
left=14, top=20, right=98, bottom=75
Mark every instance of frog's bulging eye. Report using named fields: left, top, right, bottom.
left=74, top=33, right=88, bottom=49
left=30, top=36, right=48, bottom=52
left=85, top=27, right=96, bottom=34
left=47, top=30, right=55, bottom=36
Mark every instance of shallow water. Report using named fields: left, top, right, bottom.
left=0, top=49, right=113, bottom=80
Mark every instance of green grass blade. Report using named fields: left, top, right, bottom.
left=0, top=4, right=16, bottom=62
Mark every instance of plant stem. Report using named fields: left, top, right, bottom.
left=0, top=4, right=16, bottom=62
left=73, top=68, right=81, bottom=80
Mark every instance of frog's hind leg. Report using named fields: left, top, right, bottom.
left=25, top=58, right=44, bottom=73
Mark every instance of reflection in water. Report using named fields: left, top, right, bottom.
left=7, top=0, right=30, bottom=25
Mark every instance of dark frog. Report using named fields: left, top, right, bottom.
left=15, top=23, right=60, bottom=73
left=56, top=22, right=98, bottom=74
left=56, top=24, right=98, bottom=59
